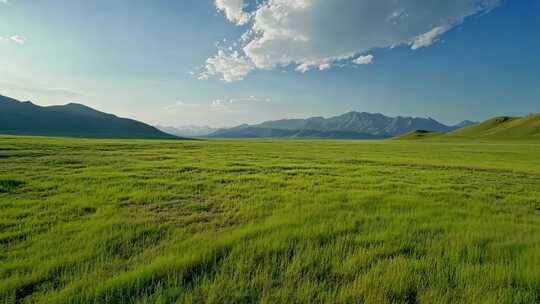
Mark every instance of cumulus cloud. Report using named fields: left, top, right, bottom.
left=200, top=49, right=255, bottom=82
left=204, top=0, right=501, bottom=81
left=354, top=54, right=374, bottom=65
left=215, top=0, right=250, bottom=25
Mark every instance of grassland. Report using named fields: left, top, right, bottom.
left=394, top=130, right=445, bottom=140
left=1, top=136, right=540, bottom=303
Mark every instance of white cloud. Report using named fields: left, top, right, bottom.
left=0, top=35, right=26, bottom=45
left=210, top=96, right=271, bottom=111
left=200, top=49, right=255, bottom=82
left=197, top=73, right=209, bottom=81
left=212, top=99, right=224, bottom=106
left=205, top=0, right=501, bottom=81
left=296, top=59, right=334, bottom=73
left=354, top=54, right=374, bottom=65
left=164, top=101, right=201, bottom=111
left=229, top=96, right=271, bottom=104
left=410, top=26, right=449, bottom=50
left=9, top=35, right=26, bottom=44
left=215, top=0, right=250, bottom=25
left=210, top=98, right=228, bottom=111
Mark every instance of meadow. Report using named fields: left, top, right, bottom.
left=1, top=136, right=539, bottom=303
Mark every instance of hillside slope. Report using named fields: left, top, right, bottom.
left=394, top=130, right=445, bottom=140
left=445, top=114, right=540, bottom=140
left=0, top=94, right=177, bottom=139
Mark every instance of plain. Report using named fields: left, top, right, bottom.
left=1, top=136, right=539, bottom=303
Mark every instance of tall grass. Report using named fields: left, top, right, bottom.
left=1, top=136, right=539, bottom=303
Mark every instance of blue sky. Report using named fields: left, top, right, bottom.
left=0, top=0, right=538, bottom=127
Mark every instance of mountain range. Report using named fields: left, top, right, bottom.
left=207, top=112, right=476, bottom=139
left=0, top=94, right=177, bottom=139
left=5, top=93, right=536, bottom=141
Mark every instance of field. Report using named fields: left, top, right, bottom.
left=1, top=136, right=540, bottom=303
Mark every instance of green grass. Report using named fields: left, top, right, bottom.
left=396, top=113, right=540, bottom=142
left=445, top=113, right=540, bottom=140
left=1, top=136, right=540, bottom=303
left=394, top=130, right=445, bottom=140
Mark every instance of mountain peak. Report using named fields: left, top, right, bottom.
left=340, top=111, right=384, bottom=119
left=63, top=102, right=99, bottom=111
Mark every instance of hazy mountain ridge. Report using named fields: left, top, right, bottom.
left=209, top=126, right=381, bottom=139
left=0, top=94, right=177, bottom=139
left=209, top=111, right=475, bottom=139
left=156, top=125, right=218, bottom=138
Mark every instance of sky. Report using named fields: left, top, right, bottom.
left=0, top=0, right=539, bottom=127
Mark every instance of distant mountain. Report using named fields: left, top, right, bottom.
left=445, top=114, right=540, bottom=140
left=208, top=111, right=470, bottom=139
left=0, top=94, right=178, bottom=139
left=453, top=120, right=478, bottom=129
left=156, top=125, right=218, bottom=137
left=209, top=126, right=381, bottom=139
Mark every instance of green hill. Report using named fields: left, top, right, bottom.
left=0, top=94, right=179, bottom=139
left=394, top=130, right=445, bottom=140
left=394, top=114, right=539, bottom=141
left=445, top=114, right=540, bottom=140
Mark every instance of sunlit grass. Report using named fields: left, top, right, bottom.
left=1, top=136, right=539, bottom=303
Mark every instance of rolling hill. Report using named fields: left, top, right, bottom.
left=444, top=114, right=540, bottom=140
left=397, top=114, right=540, bottom=141
left=0, top=94, right=178, bottom=139
left=208, top=111, right=473, bottom=139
